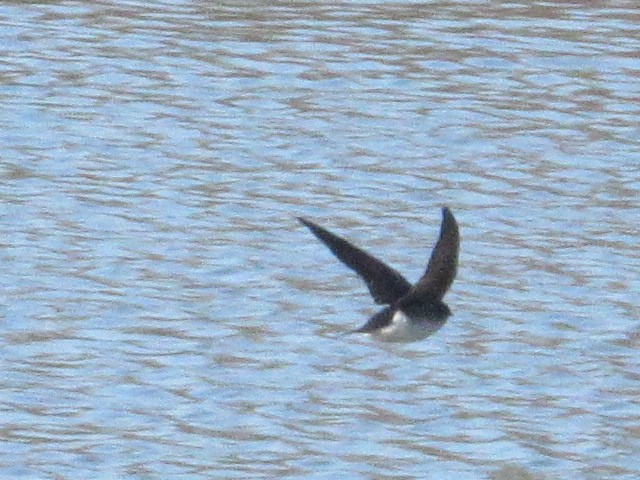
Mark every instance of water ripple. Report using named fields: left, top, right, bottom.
left=1, top=0, right=639, bottom=479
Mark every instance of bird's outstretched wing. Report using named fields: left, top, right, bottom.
left=298, top=218, right=411, bottom=305
left=411, top=207, right=459, bottom=300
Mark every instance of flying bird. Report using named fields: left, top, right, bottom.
left=298, top=207, right=459, bottom=342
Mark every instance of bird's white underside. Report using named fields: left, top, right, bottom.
left=371, top=309, right=444, bottom=343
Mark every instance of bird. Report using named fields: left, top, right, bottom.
left=298, top=207, right=459, bottom=342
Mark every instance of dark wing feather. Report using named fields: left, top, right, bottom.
left=352, top=306, right=394, bottom=333
left=412, top=207, right=459, bottom=300
left=298, top=218, right=411, bottom=305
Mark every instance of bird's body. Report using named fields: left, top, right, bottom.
left=299, top=207, right=459, bottom=343
left=363, top=305, right=447, bottom=342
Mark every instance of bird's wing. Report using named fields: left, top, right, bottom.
left=298, top=218, right=411, bottom=305
left=412, top=207, right=459, bottom=300
left=351, top=306, right=394, bottom=333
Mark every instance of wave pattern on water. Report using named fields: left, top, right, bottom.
left=0, top=1, right=638, bottom=479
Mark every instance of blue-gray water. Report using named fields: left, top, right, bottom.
left=1, top=1, right=639, bottom=479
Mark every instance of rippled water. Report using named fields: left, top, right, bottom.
left=1, top=1, right=639, bottom=479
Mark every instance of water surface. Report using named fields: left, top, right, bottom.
left=0, top=1, right=638, bottom=479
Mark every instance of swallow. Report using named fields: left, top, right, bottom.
left=298, top=207, right=459, bottom=342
